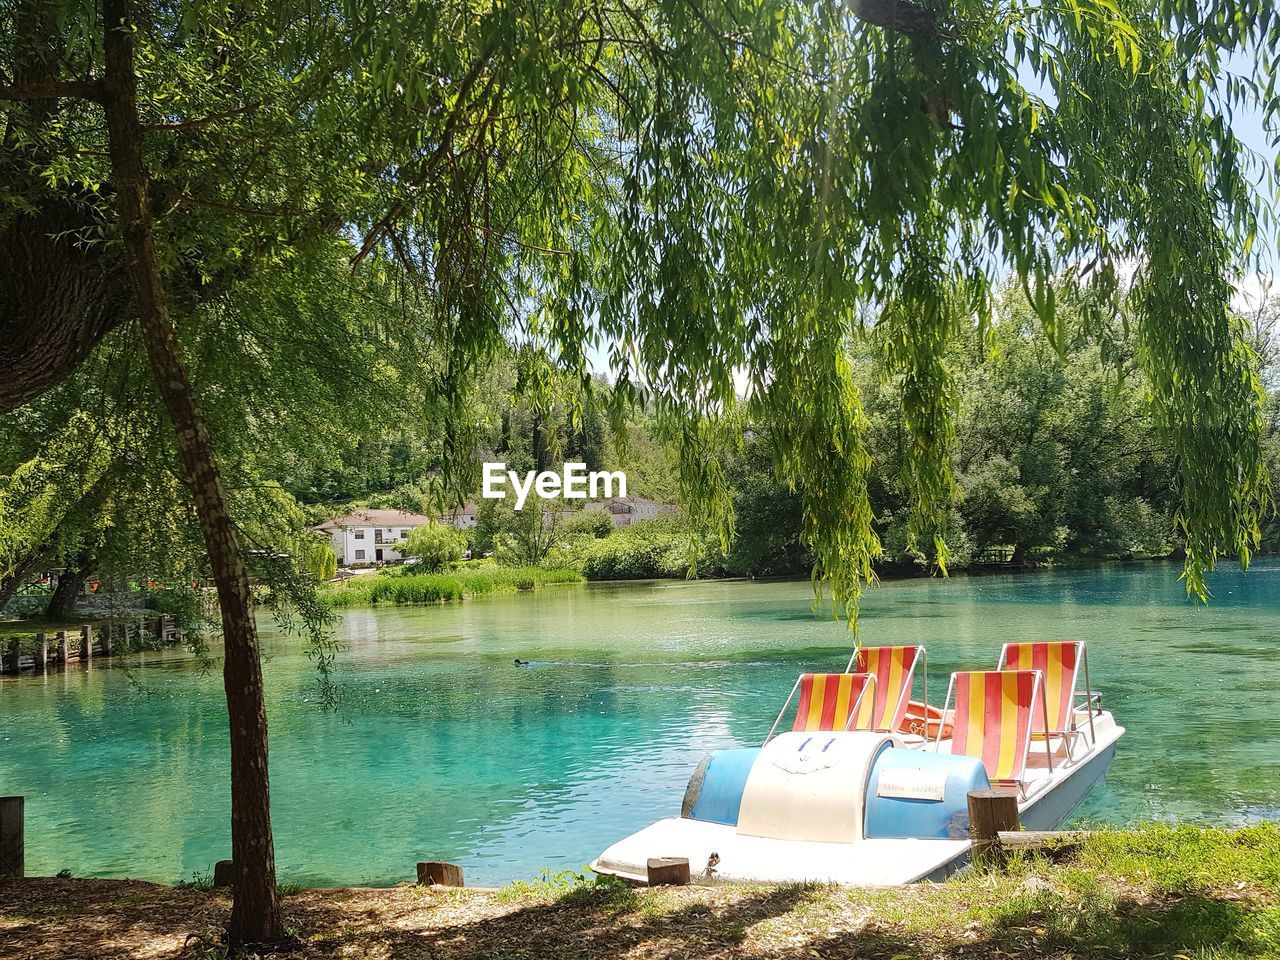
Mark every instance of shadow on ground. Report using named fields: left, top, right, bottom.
left=1, top=876, right=1274, bottom=959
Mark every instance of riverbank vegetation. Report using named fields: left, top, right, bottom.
left=307, top=290, right=1280, bottom=588
left=319, top=565, right=583, bottom=607
left=2, top=824, right=1276, bottom=959
left=5, top=287, right=1279, bottom=601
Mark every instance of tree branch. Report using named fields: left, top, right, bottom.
left=0, top=79, right=105, bottom=101
left=143, top=99, right=264, bottom=131
left=848, top=0, right=939, bottom=40
left=352, top=53, right=495, bottom=268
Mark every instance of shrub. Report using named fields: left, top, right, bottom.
left=581, top=518, right=689, bottom=580
left=400, top=523, right=467, bottom=571
left=319, top=566, right=582, bottom=607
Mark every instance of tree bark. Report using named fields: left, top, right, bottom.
left=0, top=1, right=131, bottom=414
left=849, top=0, right=938, bottom=39
left=98, top=0, right=284, bottom=947
left=0, top=203, right=132, bottom=412
left=45, top=554, right=93, bottom=621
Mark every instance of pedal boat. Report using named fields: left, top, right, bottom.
left=591, top=642, right=1123, bottom=886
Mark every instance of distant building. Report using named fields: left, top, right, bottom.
left=440, top=501, right=479, bottom=530
left=598, top=496, right=673, bottom=528
left=312, top=509, right=436, bottom=565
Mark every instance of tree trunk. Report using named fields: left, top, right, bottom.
left=0, top=1, right=132, bottom=415
left=0, top=547, right=51, bottom=612
left=45, top=555, right=92, bottom=620
left=99, top=0, right=284, bottom=948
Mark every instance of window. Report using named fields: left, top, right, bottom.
left=400, top=529, right=410, bottom=539
left=354, top=549, right=366, bottom=560
left=354, top=529, right=365, bottom=540
left=375, top=529, right=385, bottom=544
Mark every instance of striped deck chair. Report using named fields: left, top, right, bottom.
left=764, top=673, right=877, bottom=744
left=938, top=670, right=1053, bottom=798
left=843, top=645, right=925, bottom=733
left=998, top=641, right=1096, bottom=760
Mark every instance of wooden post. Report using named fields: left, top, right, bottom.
left=967, top=790, right=1020, bottom=867
left=0, top=797, right=22, bottom=878
left=997, top=830, right=1092, bottom=859
left=3, top=638, right=18, bottom=674
left=80, top=625, right=92, bottom=661
left=213, top=859, right=235, bottom=887
left=646, top=857, right=691, bottom=886
left=154, top=616, right=165, bottom=644
left=416, top=861, right=464, bottom=887
left=100, top=623, right=112, bottom=657
left=55, top=631, right=68, bottom=664
left=33, top=633, right=48, bottom=672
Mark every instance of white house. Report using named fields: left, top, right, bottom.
left=439, top=501, right=479, bottom=530
left=598, top=496, right=673, bottom=528
left=312, top=509, right=436, bottom=566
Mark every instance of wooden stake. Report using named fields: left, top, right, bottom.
left=55, top=631, right=68, bottom=664
left=101, top=623, right=113, bottom=656
left=967, top=789, right=1020, bottom=867
left=213, top=859, right=235, bottom=887
left=3, top=638, right=18, bottom=674
left=997, top=829, right=1091, bottom=859
left=646, top=857, right=691, bottom=886
left=34, top=633, right=48, bottom=672
left=80, top=625, right=92, bottom=661
left=0, top=797, right=23, bottom=878
left=416, top=862, right=464, bottom=887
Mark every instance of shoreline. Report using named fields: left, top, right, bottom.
left=3, top=823, right=1276, bottom=959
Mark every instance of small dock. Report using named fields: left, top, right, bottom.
left=0, top=615, right=181, bottom=675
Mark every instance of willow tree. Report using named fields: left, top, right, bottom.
left=2, top=0, right=1275, bottom=947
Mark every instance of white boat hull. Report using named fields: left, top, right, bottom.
left=591, top=709, right=1122, bottom=886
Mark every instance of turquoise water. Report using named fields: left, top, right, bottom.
left=2, top=560, right=1279, bottom=887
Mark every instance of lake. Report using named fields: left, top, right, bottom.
left=2, top=560, right=1279, bottom=887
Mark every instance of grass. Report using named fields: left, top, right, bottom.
left=2, top=824, right=1278, bottom=959
left=318, top=565, right=584, bottom=607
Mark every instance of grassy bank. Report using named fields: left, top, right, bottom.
left=319, top=565, right=584, bottom=607
left=3, top=824, right=1277, bottom=959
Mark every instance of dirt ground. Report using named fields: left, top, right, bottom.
left=3, top=837, right=1279, bottom=960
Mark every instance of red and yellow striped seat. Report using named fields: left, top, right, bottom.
left=944, top=669, right=1051, bottom=797
left=846, top=645, right=924, bottom=732
left=999, top=641, right=1091, bottom=755
left=790, top=673, right=877, bottom=733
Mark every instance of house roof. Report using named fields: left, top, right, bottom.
left=598, top=496, right=669, bottom=512
left=313, top=509, right=436, bottom=531
left=441, top=501, right=479, bottom=518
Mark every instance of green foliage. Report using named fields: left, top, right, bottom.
left=299, top=539, right=339, bottom=582
left=0, top=412, right=112, bottom=582
left=176, top=870, right=214, bottom=891
left=559, top=509, right=615, bottom=543
left=580, top=517, right=690, bottom=581
left=400, top=524, right=466, bottom=572
left=699, top=432, right=812, bottom=579
left=320, top=566, right=582, bottom=607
